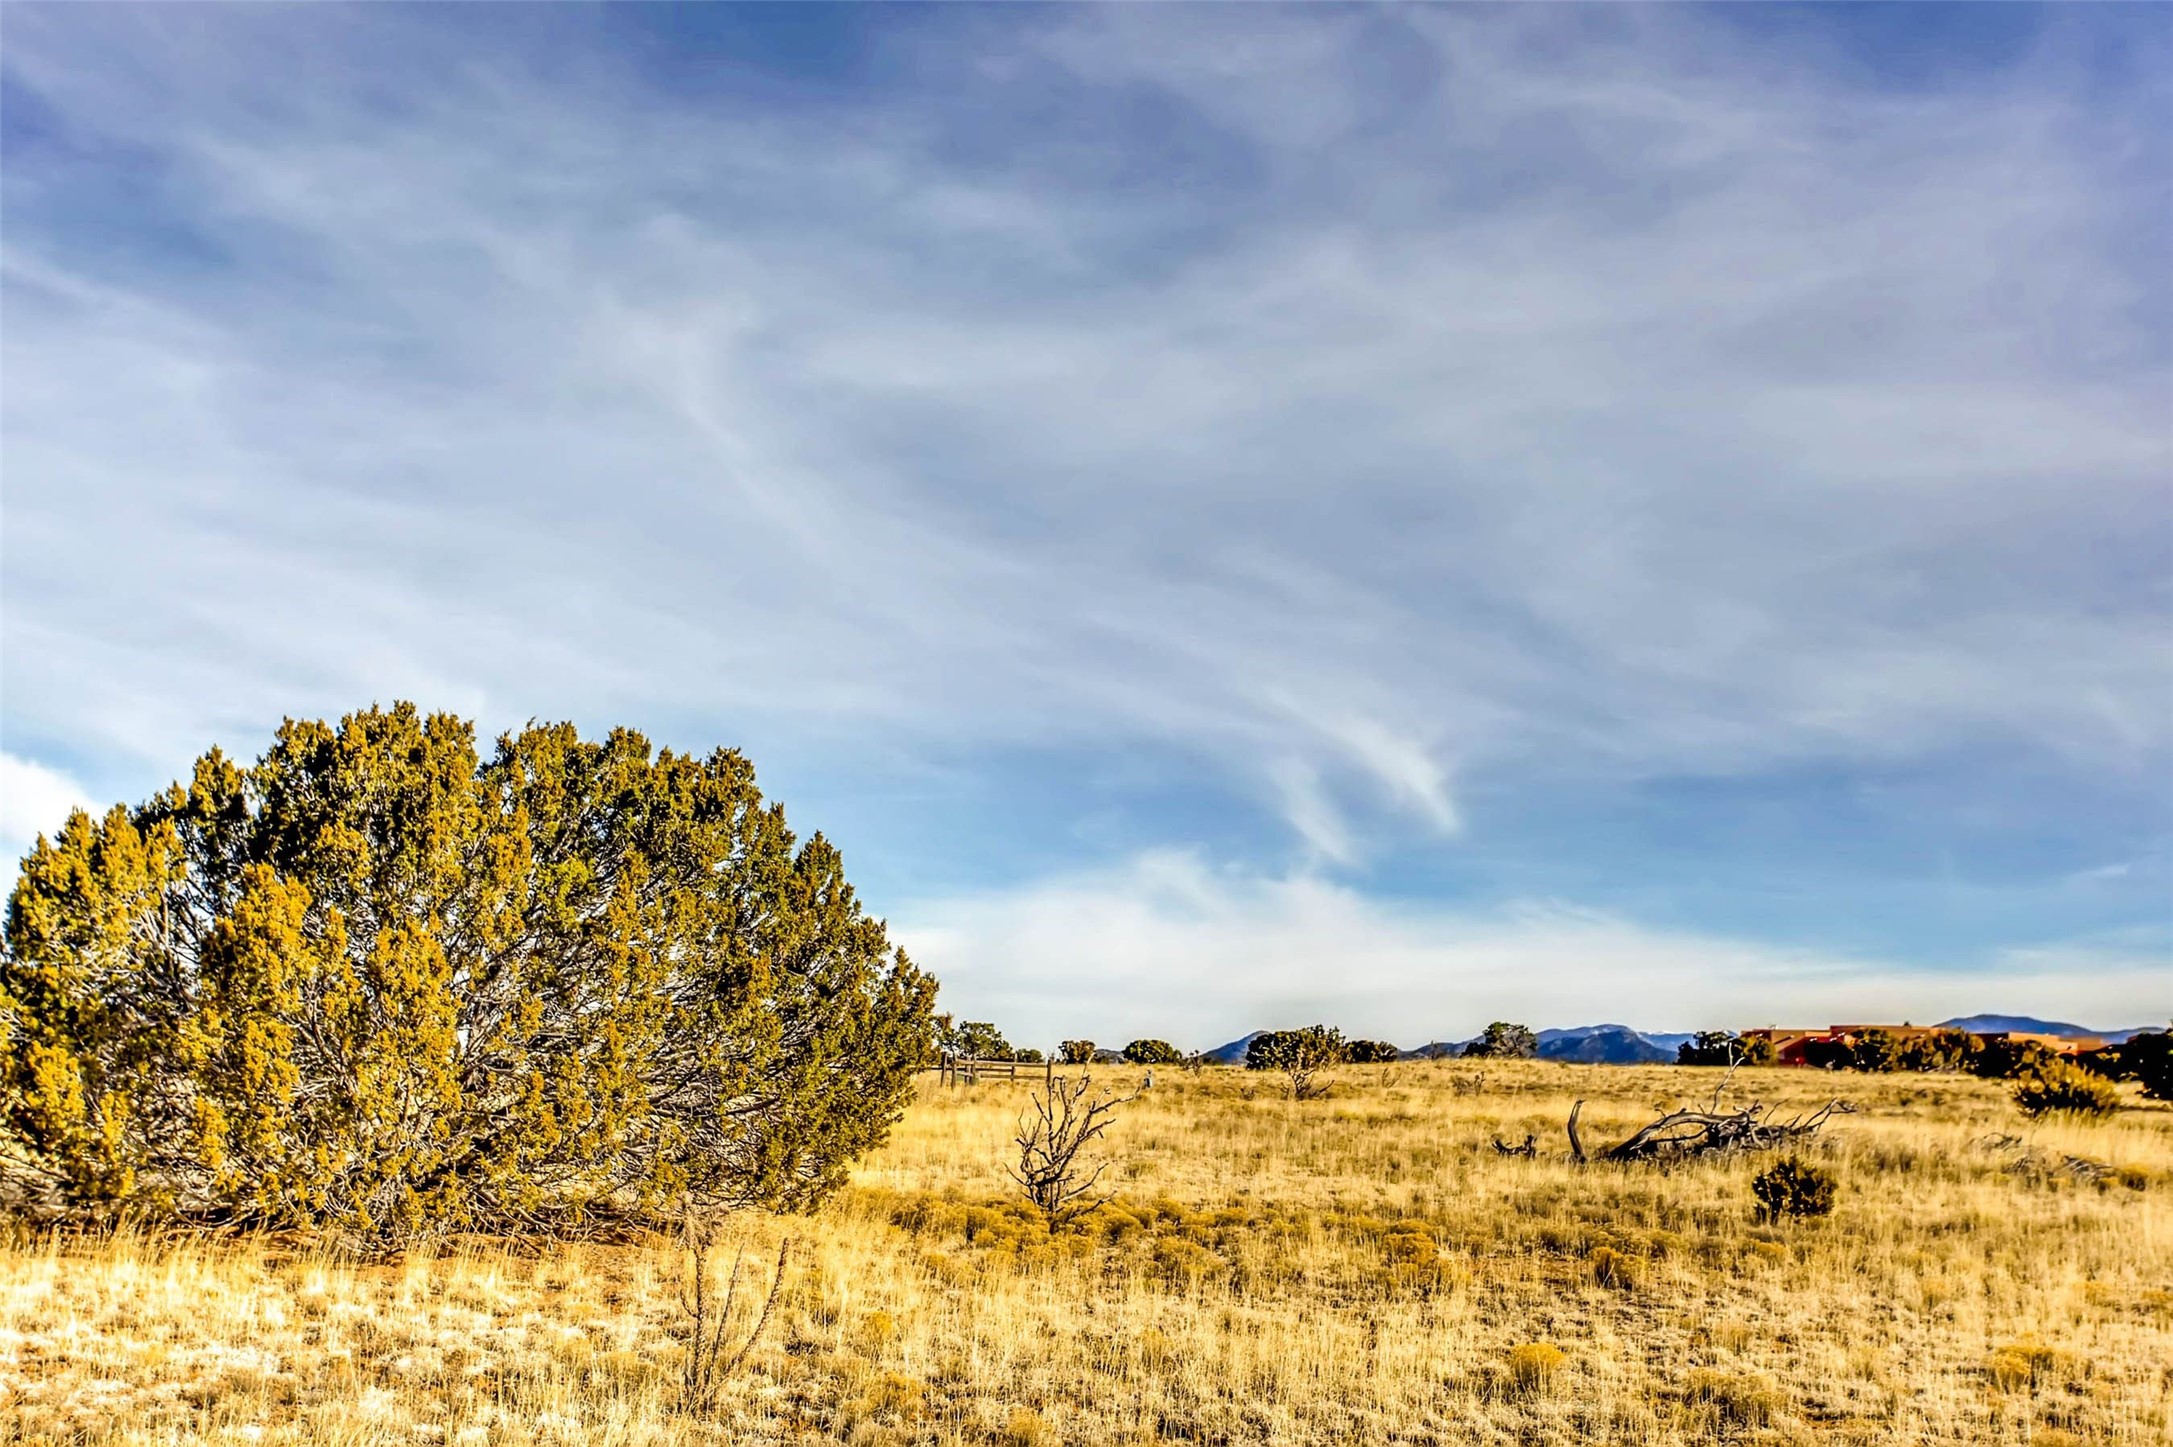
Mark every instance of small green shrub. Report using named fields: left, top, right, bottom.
left=2012, top=1061, right=2120, bottom=1118
left=1005, top=1407, right=1053, bottom=1446
left=1682, top=1369, right=1781, bottom=1429
left=1589, top=1245, right=1640, bottom=1290
left=1750, top=1158, right=1837, bottom=1222
left=1506, top=1343, right=1565, bottom=1395
left=1151, top=1236, right=1223, bottom=1286
left=1986, top=1340, right=2071, bottom=1392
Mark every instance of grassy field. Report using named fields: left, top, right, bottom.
left=3, top=1061, right=2168, bottom=1445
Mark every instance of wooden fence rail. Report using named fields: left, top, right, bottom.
left=934, top=1054, right=1056, bottom=1088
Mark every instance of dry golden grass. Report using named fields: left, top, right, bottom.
left=4, top=1061, right=2169, bottom=1445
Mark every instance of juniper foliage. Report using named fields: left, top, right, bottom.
left=0, top=705, right=936, bottom=1240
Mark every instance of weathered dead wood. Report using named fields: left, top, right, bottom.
left=1490, top=1133, right=1538, bottom=1158
left=1562, top=1095, right=1851, bottom=1163
left=1977, top=1131, right=2113, bottom=1184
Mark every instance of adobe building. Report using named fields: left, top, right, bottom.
left=1739, top=1024, right=2102, bottom=1066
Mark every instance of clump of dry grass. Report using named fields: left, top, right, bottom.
left=3, top=1061, right=2168, bottom=1444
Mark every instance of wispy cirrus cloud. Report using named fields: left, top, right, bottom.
left=2, top=5, right=2166, bottom=1024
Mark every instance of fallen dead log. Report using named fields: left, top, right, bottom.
left=1490, top=1132, right=1538, bottom=1158
left=1977, top=1132, right=2113, bottom=1185
left=1565, top=1096, right=1851, bottom=1163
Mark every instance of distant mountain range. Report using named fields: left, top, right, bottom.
left=1937, top=1015, right=2157, bottom=1044
left=1396, top=1024, right=1694, bottom=1064
left=1206, top=1024, right=1692, bottom=1065
left=1201, top=1031, right=1268, bottom=1065
left=1537, top=1024, right=1695, bottom=1063
left=1195, top=1015, right=2161, bottom=1066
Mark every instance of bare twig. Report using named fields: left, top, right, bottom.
left=1707, top=1053, right=1746, bottom=1114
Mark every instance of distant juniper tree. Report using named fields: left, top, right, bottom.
left=1059, top=1040, right=1097, bottom=1066
left=1345, top=1039, right=1399, bottom=1064
left=1677, top=1031, right=1772, bottom=1067
left=1122, top=1039, right=1182, bottom=1066
left=1970, top=1036, right=2056, bottom=1080
left=1893, top=1029, right=1976, bottom=1073
left=1463, top=1022, right=1538, bottom=1060
left=1802, top=1036, right=1855, bottom=1070
left=2112, top=1029, right=2172, bottom=1101
left=1678, top=1032, right=1734, bottom=1066
left=951, top=1021, right=1014, bottom=1061
left=1246, top=1026, right=1345, bottom=1099
left=1847, top=1029, right=1905, bottom=1073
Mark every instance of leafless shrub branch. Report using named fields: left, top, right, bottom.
left=1006, top=1072, right=1138, bottom=1233
left=676, top=1204, right=793, bottom=1415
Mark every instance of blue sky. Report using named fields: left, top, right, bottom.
left=3, top=4, right=2167, bottom=1045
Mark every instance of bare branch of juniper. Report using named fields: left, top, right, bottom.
left=1007, top=1071, right=1138, bottom=1234
left=717, top=1237, right=792, bottom=1380
left=676, top=1203, right=795, bottom=1416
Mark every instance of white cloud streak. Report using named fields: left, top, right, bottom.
left=895, top=850, right=2170, bottom=1048
left=0, top=754, right=97, bottom=880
